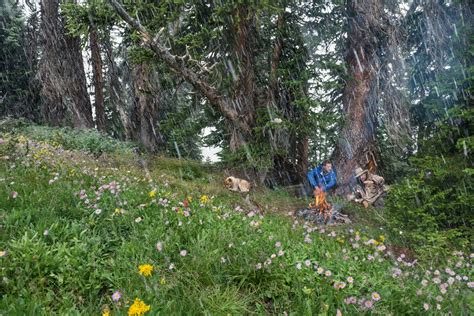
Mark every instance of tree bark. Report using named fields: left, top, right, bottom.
left=332, top=0, right=390, bottom=194
left=228, top=5, right=257, bottom=150
left=89, top=24, right=106, bottom=132
left=38, top=0, right=93, bottom=129
left=131, top=63, right=164, bottom=152
left=103, top=33, right=132, bottom=139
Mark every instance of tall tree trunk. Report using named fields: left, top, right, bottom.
left=89, top=24, right=106, bottom=132
left=228, top=5, right=256, bottom=151
left=103, top=33, right=132, bottom=139
left=131, top=63, right=164, bottom=152
left=332, top=0, right=390, bottom=194
left=38, top=0, right=93, bottom=129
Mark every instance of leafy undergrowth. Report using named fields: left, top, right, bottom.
left=0, top=128, right=472, bottom=315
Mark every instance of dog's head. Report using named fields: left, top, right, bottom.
left=224, top=177, right=234, bottom=188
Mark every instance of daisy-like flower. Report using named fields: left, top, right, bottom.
left=421, top=279, right=428, bottom=287
left=169, top=263, right=175, bottom=270
left=371, top=292, right=381, bottom=301
left=11, top=191, right=18, bottom=199
left=304, top=259, right=311, bottom=267
left=156, top=241, right=163, bottom=252
left=317, top=267, right=324, bottom=274
left=149, top=189, right=157, bottom=198
left=325, top=270, right=332, bottom=277
left=467, top=282, right=474, bottom=288
left=180, top=250, right=187, bottom=257
left=364, top=300, right=373, bottom=309
left=43, top=229, right=49, bottom=236
left=94, top=209, right=102, bottom=215
left=275, top=241, right=282, bottom=248
left=0, top=250, right=7, bottom=257
left=135, top=217, right=143, bottom=223
left=278, top=250, right=284, bottom=256
left=255, top=263, right=262, bottom=270
left=347, top=276, right=354, bottom=283
left=334, top=282, right=346, bottom=290
left=112, top=290, right=121, bottom=302
left=138, top=264, right=153, bottom=277
left=296, top=263, right=302, bottom=270
left=423, top=303, right=430, bottom=311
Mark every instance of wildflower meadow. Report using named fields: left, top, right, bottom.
left=0, top=128, right=472, bottom=315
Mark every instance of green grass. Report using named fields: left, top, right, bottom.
left=0, top=126, right=472, bottom=315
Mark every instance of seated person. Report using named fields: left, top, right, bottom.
left=350, top=167, right=388, bottom=208
left=307, top=160, right=337, bottom=195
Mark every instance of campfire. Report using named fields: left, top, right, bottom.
left=309, top=188, right=332, bottom=220
left=295, top=188, right=351, bottom=225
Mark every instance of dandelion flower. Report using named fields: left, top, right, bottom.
left=148, top=189, right=157, bottom=198
left=138, top=264, right=153, bottom=277
left=128, top=298, right=150, bottom=316
left=371, top=292, right=381, bottom=301
left=200, top=195, right=209, bottom=204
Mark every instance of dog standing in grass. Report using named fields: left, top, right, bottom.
left=224, top=176, right=251, bottom=193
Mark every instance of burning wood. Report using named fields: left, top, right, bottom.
left=295, top=188, right=351, bottom=225
left=309, top=188, right=332, bottom=220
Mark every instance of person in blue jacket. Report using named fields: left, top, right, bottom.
left=307, top=160, right=337, bottom=194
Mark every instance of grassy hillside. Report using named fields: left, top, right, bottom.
left=0, top=123, right=472, bottom=315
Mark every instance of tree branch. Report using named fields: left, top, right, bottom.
left=108, top=0, right=241, bottom=125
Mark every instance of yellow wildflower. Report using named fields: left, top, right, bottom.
left=128, top=298, right=150, bottom=316
left=102, top=308, right=110, bottom=316
left=187, top=196, right=193, bottom=202
left=160, top=277, right=166, bottom=285
left=138, top=264, right=153, bottom=277
left=336, top=237, right=345, bottom=244
left=200, top=195, right=209, bottom=204
left=149, top=189, right=157, bottom=198
left=17, top=135, right=27, bottom=144
left=379, top=235, right=385, bottom=242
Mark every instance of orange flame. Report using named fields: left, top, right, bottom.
left=310, top=188, right=332, bottom=218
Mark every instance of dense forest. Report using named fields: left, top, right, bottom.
left=0, top=0, right=472, bottom=314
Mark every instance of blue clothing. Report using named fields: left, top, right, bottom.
left=307, top=164, right=337, bottom=192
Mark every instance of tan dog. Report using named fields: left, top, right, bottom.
left=224, top=176, right=251, bottom=193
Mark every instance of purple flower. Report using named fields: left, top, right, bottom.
left=112, top=290, right=121, bottom=302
